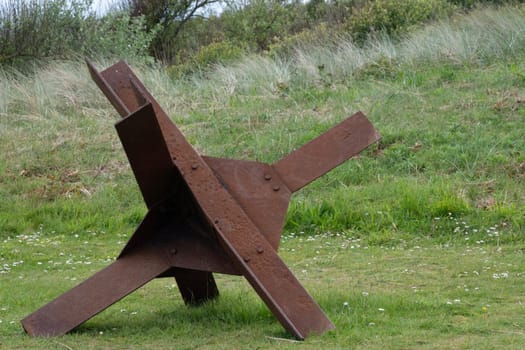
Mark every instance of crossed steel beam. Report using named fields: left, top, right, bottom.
left=21, top=60, right=381, bottom=340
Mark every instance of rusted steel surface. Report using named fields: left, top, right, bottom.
left=21, top=210, right=171, bottom=337
left=115, top=103, right=178, bottom=208
left=21, top=59, right=381, bottom=340
left=203, top=157, right=291, bottom=250
left=273, top=112, right=381, bottom=192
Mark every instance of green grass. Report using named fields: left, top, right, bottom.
left=1, top=4, right=525, bottom=349
left=1, top=233, right=524, bottom=349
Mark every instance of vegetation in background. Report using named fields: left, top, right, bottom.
left=0, top=0, right=93, bottom=64
left=2, top=0, right=525, bottom=68
left=347, top=0, right=454, bottom=42
left=166, top=40, right=244, bottom=78
left=125, top=0, right=223, bottom=60
left=0, top=0, right=158, bottom=67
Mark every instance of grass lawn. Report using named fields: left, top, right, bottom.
left=1, top=232, right=524, bottom=349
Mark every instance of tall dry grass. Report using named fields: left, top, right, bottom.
left=198, top=5, right=525, bottom=97
left=1, top=4, right=524, bottom=121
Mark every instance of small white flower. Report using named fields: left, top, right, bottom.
left=493, top=272, right=509, bottom=279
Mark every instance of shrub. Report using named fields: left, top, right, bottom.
left=269, top=23, right=344, bottom=59
left=167, top=41, right=244, bottom=79
left=151, top=15, right=225, bottom=65
left=221, top=0, right=301, bottom=51
left=83, top=12, right=159, bottom=63
left=193, top=41, right=244, bottom=67
left=0, top=0, right=158, bottom=66
left=0, top=0, right=91, bottom=65
left=348, top=0, right=454, bottom=42
left=447, top=0, right=520, bottom=9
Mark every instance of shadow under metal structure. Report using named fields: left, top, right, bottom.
left=21, top=60, right=381, bottom=340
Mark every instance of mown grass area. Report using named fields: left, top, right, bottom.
left=1, top=232, right=524, bottom=349
left=1, top=5, right=524, bottom=349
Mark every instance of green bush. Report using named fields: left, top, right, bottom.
left=307, top=0, right=366, bottom=26
left=348, top=0, right=454, bottom=42
left=221, top=0, right=302, bottom=51
left=0, top=0, right=91, bottom=65
left=447, top=0, right=479, bottom=7
left=84, top=12, right=159, bottom=63
left=193, top=41, right=244, bottom=67
left=0, top=0, right=158, bottom=66
left=152, top=16, right=225, bottom=65
left=167, top=41, right=244, bottom=79
left=269, top=23, right=344, bottom=58
left=447, top=0, right=521, bottom=8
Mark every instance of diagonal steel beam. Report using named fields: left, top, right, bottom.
left=21, top=210, right=171, bottom=337
left=273, top=112, right=380, bottom=193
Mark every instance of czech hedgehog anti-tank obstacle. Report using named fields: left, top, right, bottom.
left=22, top=60, right=381, bottom=339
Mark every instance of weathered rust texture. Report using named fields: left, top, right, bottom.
left=21, top=59, right=381, bottom=340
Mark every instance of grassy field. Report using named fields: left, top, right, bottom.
left=1, top=5, right=524, bottom=349
left=1, top=232, right=524, bottom=349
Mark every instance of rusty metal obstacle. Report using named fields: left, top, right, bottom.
left=21, top=60, right=381, bottom=340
